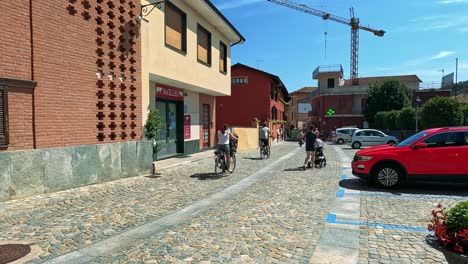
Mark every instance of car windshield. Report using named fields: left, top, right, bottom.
left=396, top=131, right=429, bottom=147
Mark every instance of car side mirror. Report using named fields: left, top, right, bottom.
left=412, top=142, right=428, bottom=149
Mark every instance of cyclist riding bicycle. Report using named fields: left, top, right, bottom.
left=217, top=124, right=237, bottom=173
left=259, top=122, right=271, bottom=149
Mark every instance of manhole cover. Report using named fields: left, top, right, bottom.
left=0, top=244, right=31, bottom=264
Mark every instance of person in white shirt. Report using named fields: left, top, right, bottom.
left=217, top=124, right=237, bottom=173
left=259, top=123, right=271, bottom=147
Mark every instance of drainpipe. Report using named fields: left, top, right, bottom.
left=30, top=0, right=36, bottom=149
left=230, top=38, right=244, bottom=47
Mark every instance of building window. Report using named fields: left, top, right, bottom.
left=361, top=98, right=367, bottom=114
left=197, top=24, right=211, bottom=65
left=232, top=77, right=248, bottom=84
left=327, top=78, right=335, bottom=88
left=219, top=41, right=227, bottom=73
left=0, top=86, right=8, bottom=146
left=165, top=2, right=186, bottom=52
left=272, top=106, right=278, bottom=120
left=291, top=98, right=294, bottom=106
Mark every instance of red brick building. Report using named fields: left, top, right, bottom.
left=216, top=63, right=290, bottom=132
left=0, top=0, right=142, bottom=151
left=309, top=65, right=452, bottom=134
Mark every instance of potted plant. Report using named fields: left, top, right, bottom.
left=427, top=202, right=468, bottom=263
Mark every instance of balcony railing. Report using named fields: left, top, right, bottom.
left=312, top=64, right=343, bottom=79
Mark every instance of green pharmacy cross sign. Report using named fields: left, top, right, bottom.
left=327, top=108, right=335, bottom=116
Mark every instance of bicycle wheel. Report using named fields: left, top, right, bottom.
left=266, top=146, right=270, bottom=158
left=230, top=153, right=236, bottom=172
left=215, top=155, right=225, bottom=176
left=260, top=145, right=265, bottom=159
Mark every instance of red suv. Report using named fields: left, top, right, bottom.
left=352, top=127, right=468, bottom=188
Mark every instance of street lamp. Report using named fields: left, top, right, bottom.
left=415, top=96, right=422, bottom=131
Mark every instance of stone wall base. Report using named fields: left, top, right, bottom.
left=0, top=141, right=153, bottom=202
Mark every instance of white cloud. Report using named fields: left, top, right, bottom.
left=439, top=0, right=468, bottom=4
left=459, top=63, right=468, bottom=70
left=215, top=0, right=264, bottom=10
left=431, top=51, right=456, bottom=60
left=391, top=14, right=468, bottom=33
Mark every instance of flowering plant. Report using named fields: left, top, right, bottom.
left=428, top=202, right=468, bottom=254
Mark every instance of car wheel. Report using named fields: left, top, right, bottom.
left=352, top=141, right=361, bottom=149
left=387, top=140, right=396, bottom=145
left=337, top=138, right=344, bottom=145
left=373, top=163, right=402, bottom=188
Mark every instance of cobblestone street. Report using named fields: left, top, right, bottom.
left=1, top=142, right=468, bottom=263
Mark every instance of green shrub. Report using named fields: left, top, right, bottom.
left=144, top=108, right=165, bottom=152
left=374, top=112, right=386, bottom=129
left=384, top=110, right=400, bottom=130
left=398, top=107, right=415, bottom=130
left=420, top=97, right=463, bottom=129
left=446, top=201, right=468, bottom=232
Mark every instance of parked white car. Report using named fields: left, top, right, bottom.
left=333, top=127, right=358, bottom=144
left=347, top=129, right=398, bottom=149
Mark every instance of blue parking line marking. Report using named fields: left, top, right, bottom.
left=326, top=214, right=337, bottom=223
left=341, top=174, right=348, bottom=180
left=336, top=189, right=344, bottom=198
left=326, top=214, right=428, bottom=232
left=342, top=167, right=349, bottom=170
left=344, top=192, right=468, bottom=201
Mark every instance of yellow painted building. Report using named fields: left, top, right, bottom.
left=140, top=0, right=245, bottom=159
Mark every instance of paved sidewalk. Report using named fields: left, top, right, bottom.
left=154, top=140, right=286, bottom=171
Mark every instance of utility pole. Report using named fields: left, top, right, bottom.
left=415, top=97, right=421, bottom=132
left=455, top=58, right=458, bottom=84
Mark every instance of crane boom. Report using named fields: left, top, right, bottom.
left=267, top=0, right=385, bottom=84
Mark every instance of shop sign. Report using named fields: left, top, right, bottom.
left=156, top=85, right=184, bottom=101
left=184, top=115, right=191, bottom=139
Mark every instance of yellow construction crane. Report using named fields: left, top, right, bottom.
left=268, top=0, right=385, bottom=85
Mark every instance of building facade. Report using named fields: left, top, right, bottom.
left=310, top=65, right=425, bottom=134
left=0, top=0, right=152, bottom=201
left=285, top=87, right=316, bottom=129
left=140, top=0, right=244, bottom=160
left=216, top=63, right=290, bottom=136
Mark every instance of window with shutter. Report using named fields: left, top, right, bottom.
left=165, top=3, right=186, bottom=52
left=0, top=86, right=8, bottom=146
left=197, top=25, right=211, bottom=65
left=219, top=41, right=227, bottom=73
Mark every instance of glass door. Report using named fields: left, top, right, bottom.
left=155, top=100, right=179, bottom=159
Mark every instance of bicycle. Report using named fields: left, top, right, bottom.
left=259, top=140, right=270, bottom=159
left=214, top=150, right=236, bottom=176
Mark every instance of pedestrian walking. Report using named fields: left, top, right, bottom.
left=303, top=126, right=317, bottom=170
left=297, top=129, right=304, bottom=147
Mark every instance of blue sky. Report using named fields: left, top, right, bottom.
left=211, top=0, right=468, bottom=92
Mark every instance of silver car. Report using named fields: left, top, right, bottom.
left=348, top=129, right=398, bottom=149
left=334, top=127, right=358, bottom=144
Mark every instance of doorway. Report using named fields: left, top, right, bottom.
left=155, top=99, right=183, bottom=159
left=202, top=104, right=210, bottom=148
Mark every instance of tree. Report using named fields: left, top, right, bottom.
left=398, top=107, right=416, bottom=130
left=420, top=97, right=463, bottom=129
left=453, top=80, right=468, bottom=96
left=144, top=108, right=166, bottom=152
left=364, top=80, right=411, bottom=123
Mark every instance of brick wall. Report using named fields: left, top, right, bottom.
left=0, top=0, right=143, bottom=151
left=5, top=88, right=34, bottom=150
left=0, top=0, right=32, bottom=80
